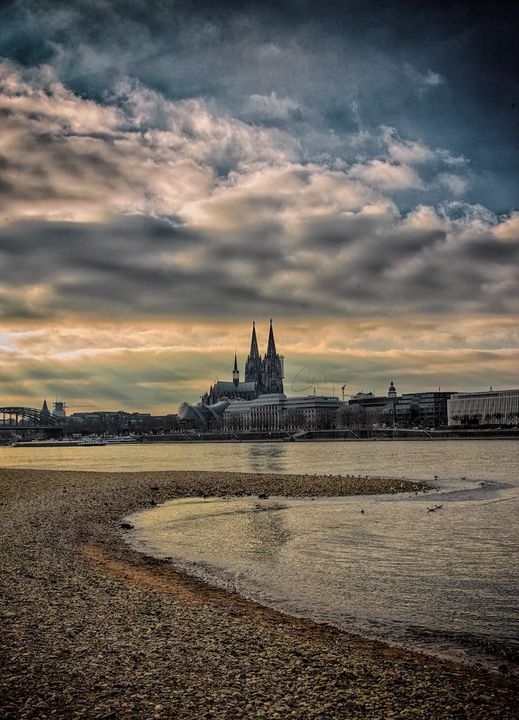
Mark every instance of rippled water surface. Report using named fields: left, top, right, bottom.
left=128, top=477, right=519, bottom=668
left=1, top=438, right=518, bottom=481
left=3, top=439, right=518, bottom=667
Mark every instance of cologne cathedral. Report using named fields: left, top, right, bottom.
left=203, top=320, right=284, bottom=404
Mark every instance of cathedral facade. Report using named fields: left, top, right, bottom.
left=203, top=320, right=284, bottom=405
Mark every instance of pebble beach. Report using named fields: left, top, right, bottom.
left=1, top=467, right=517, bottom=720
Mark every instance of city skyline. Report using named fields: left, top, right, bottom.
left=0, top=1, right=517, bottom=413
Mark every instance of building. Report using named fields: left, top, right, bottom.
left=68, top=410, right=153, bottom=432
left=180, top=319, right=340, bottom=432
left=223, top=393, right=341, bottom=432
left=339, top=381, right=399, bottom=427
left=337, top=384, right=454, bottom=429
left=53, top=400, right=67, bottom=421
left=395, top=391, right=453, bottom=428
left=203, top=320, right=284, bottom=404
left=448, top=389, right=519, bottom=426
left=178, top=399, right=230, bottom=429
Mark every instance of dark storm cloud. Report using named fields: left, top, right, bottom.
left=0, top=1, right=517, bottom=329
left=1, top=0, right=517, bottom=210
left=0, top=215, right=195, bottom=274
left=0, top=204, right=517, bottom=323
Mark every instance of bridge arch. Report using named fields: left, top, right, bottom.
left=0, top=407, right=63, bottom=428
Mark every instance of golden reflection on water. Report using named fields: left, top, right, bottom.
left=127, top=476, right=519, bottom=668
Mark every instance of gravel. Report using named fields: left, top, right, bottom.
left=0, top=467, right=516, bottom=719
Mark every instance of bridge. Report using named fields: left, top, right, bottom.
left=0, top=407, right=63, bottom=431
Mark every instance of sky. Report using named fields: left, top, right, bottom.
left=0, top=0, right=518, bottom=414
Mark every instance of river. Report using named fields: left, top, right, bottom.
left=1, top=437, right=517, bottom=481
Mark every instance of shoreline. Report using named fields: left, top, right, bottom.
left=1, top=468, right=517, bottom=719
left=3, top=428, right=519, bottom=448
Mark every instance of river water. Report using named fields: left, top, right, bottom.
left=2, top=439, right=518, bottom=669
left=1, top=437, right=517, bottom=480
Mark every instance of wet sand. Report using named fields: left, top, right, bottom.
left=0, top=468, right=516, bottom=719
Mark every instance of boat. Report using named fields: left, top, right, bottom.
left=78, top=437, right=107, bottom=446
left=11, top=438, right=107, bottom=447
left=102, top=436, right=140, bottom=444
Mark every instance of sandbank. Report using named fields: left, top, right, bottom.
left=0, top=468, right=516, bottom=719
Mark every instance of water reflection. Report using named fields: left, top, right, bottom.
left=2, top=439, right=518, bottom=482
left=246, top=502, right=291, bottom=561
left=247, top=443, right=288, bottom=474
left=127, top=476, right=519, bottom=669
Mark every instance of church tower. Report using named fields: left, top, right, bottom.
left=202, top=320, right=285, bottom=404
left=232, top=353, right=239, bottom=386
left=40, top=399, right=51, bottom=418
left=261, top=319, right=284, bottom=394
left=245, top=321, right=262, bottom=385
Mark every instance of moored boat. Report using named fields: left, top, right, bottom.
left=11, top=438, right=107, bottom=447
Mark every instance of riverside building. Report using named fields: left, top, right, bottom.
left=447, top=389, right=519, bottom=426
left=203, top=320, right=284, bottom=404
left=395, top=391, right=453, bottom=428
left=179, top=320, right=341, bottom=431
left=339, top=384, right=454, bottom=429
left=223, top=393, right=341, bottom=432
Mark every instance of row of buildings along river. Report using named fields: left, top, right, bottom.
left=177, top=320, right=519, bottom=433
left=6, top=320, right=516, bottom=438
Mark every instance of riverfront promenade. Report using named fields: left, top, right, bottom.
left=1, top=468, right=516, bottom=719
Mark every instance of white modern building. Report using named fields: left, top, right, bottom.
left=447, top=389, right=519, bottom=426
left=223, top=393, right=341, bottom=432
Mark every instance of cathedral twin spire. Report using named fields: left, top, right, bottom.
left=266, top=318, right=277, bottom=358
left=249, top=321, right=260, bottom=359
left=204, top=320, right=284, bottom=405
left=244, top=319, right=283, bottom=394
left=233, top=353, right=239, bottom=386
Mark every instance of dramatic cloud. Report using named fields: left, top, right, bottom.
left=0, top=0, right=517, bottom=410
left=0, top=62, right=299, bottom=225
